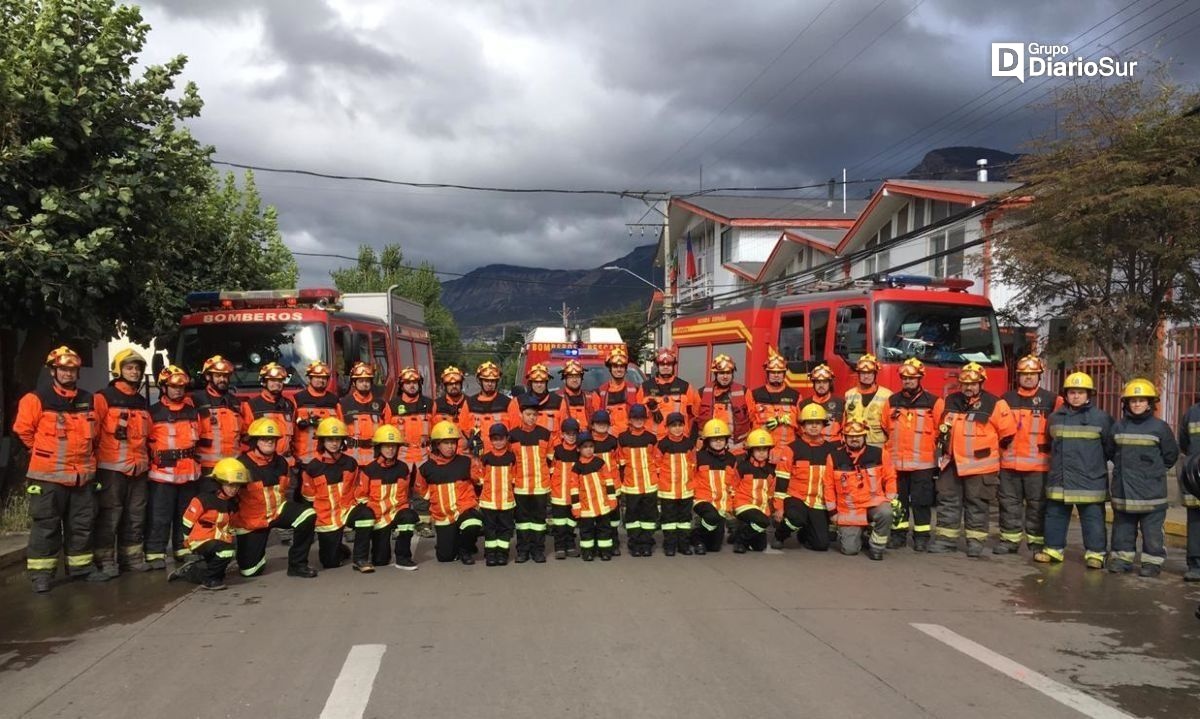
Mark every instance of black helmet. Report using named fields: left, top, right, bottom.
left=1182, top=452, right=1200, bottom=499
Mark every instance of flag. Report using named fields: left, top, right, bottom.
left=685, top=232, right=698, bottom=281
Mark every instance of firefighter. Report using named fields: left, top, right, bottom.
left=93, top=348, right=152, bottom=576
left=589, top=409, right=622, bottom=555
left=509, top=394, right=552, bottom=563
left=293, top=361, right=340, bottom=470
left=617, top=404, right=659, bottom=556
left=1108, top=379, right=1178, bottom=577
left=192, top=355, right=243, bottom=482
left=232, top=418, right=319, bottom=579
left=697, top=354, right=751, bottom=449
left=997, top=354, right=1061, bottom=555
left=434, top=365, right=470, bottom=426
left=747, top=346, right=801, bottom=448
left=592, top=346, right=638, bottom=436
left=691, top=419, right=737, bottom=554
left=473, top=423, right=518, bottom=566
left=390, top=367, right=434, bottom=466
left=467, top=361, right=515, bottom=455
left=843, top=354, right=892, bottom=447
left=731, top=428, right=777, bottom=553
left=1180, top=453, right=1200, bottom=582
left=549, top=417, right=582, bottom=559
left=824, top=421, right=897, bottom=559
left=301, top=418, right=375, bottom=571
left=145, top=365, right=202, bottom=570
left=16, top=346, right=109, bottom=592
left=510, top=363, right=565, bottom=435
left=799, top=363, right=843, bottom=442
left=170, top=457, right=248, bottom=591
left=416, top=421, right=484, bottom=564
left=636, top=348, right=701, bottom=438
left=879, top=358, right=943, bottom=551
left=771, top=403, right=834, bottom=552
left=656, top=412, right=696, bottom=556
left=929, top=362, right=1016, bottom=557
left=338, top=361, right=392, bottom=468
left=557, top=360, right=591, bottom=428
left=359, top=424, right=420, bottom=571
left=240, top=362, right=295, bottom=464
left=1037, top=372, right=1114, bottom=568
left=570, top=431, right=619, bottom=561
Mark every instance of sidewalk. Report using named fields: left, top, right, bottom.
left=0, top=532, right=25, bottom=570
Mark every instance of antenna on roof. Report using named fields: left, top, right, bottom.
left=826, top=177, right=835, bottom=208
left=842, top=168, right=847, bottom=214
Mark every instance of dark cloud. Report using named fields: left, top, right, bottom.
left=135, top=0, right=1200, bottom=285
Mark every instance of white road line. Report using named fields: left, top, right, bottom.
left=318, top=644, right=387, bottom=719
left=910, top=623, right=1137, bottom=719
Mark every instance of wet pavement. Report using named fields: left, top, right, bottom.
left=0, top=532, right=1197, bottom=719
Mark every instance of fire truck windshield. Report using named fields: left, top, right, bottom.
left=177, top=322, right=327, bottom=389
left=545, top=365, right=645, bottom=392
left=875, top=301, right=1003, bottom=367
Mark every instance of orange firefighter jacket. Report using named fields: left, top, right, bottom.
left=15, top=385, right=98, bottom=485
left=774, top=436, right=835, bottom=509
left=937, top=391, right=1017, bottom=476
left=694, top=448, right=737, bottom=514
left=732, top=456, right=775, bottom=515
left=191, top=385, right=243, bottom=471
left=292, top=386, right=339, bottom=466
left=338, top=390, right=392, bottom=467
left=301, top=451, right=362, bottom=532
left=416, top=453, right=478, bottom=525
left=181, top=489, right=236, bottom=551
left=880, top=388, right=944, bottom=471
left=358, top=457, right=414, bottom=529
left=655, top=435, right=695, bottom=500
left=1000, top=388, right=1062, bottom=472
left=617, top=427, right=658, bottom=495
left=823, top=444, right=897, bottom=526
left=747, top=385, right=802, bottom=446
left=148, top=397, right=200, bottom=485
left=95, top=380, right=151, bottom=475
left=570, top=457, right=618, bottom=519
left=473, top=447, right=518, bottom=511
left=231, top=449, right=292, bottom=532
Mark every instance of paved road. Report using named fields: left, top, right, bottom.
left=1, top=534, right=1198, bottom=719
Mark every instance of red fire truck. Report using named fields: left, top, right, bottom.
left=515, top=327, right=644, bottom=392
left=671, top=275, right=1007, bottom=397
left=173, top=288, right=433, bottom=400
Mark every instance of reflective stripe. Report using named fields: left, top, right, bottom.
left=1042, top=547, right=1064, bottom=561
left=964, top=529, right=988, bottom=540
left=27, top=556, right=57, bottom=570
left=145, top=552, right=166, bottom=561
left=1083, top=550, right=1106, bottom=563
left=1000, top=530, right=1024, bottom=542
left=935, top=526, right=960, bottom=538
left=216, top=549, right=235, bottom=559
left=1026, top=534, right=1043, bottom=544
left=1049, top=427, right=1102, bottom=439
left=869, top=531, right=888, bottom=546
left=1112, top=550, right=1136, bottom=562
left=1112, top=433, right=1159, bottom=446
left=1045, top=487, right=1107, bottom=503
left=292, top=507, right=316, bottom=528
left=1110, top=496, right=1166, bottom=512
left=66, top=553, right=95, bottom=567
left=460, top=517, right=483, bottom=530
left=240, top=556, right=267, bottom=576
left=912, top=523, right=931, bottom=532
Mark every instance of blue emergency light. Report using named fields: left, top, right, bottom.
left=880, top=274, right=973, bottom=291
left=550, top=348, right=581, bottom=358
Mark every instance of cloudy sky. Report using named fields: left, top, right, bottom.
left=136, top=0, right=1200, bottom=284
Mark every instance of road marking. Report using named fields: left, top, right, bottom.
left=319, top=644, right=387, bottom=719
left=910, top=623, right=1136, bottom=719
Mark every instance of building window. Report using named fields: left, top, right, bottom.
left=910, top=199, right=926, bottom=230
left=720, top=226, right=733, bottom=264
left=896, top=205, right=909, bottom=235
left=930, top=225, right=967, bottom=278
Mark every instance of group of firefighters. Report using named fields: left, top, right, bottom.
left=12, top=340, right=1200, bottom=593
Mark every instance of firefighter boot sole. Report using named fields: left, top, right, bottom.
left=1184, top=567, right=1200, bottom=582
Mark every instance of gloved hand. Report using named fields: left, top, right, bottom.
left=890, top=497, right=903, bottom=528
left=765, top=417, right=779, bottom=430
left=777, top=414, right=793, bottom=426
left=296, top=417, right=311, bottom=430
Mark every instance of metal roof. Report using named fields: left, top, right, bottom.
left=678, top=195, right=867, bottom=221
left=888, top=180, right=1023, bottom=197
left=724, top=261, right=765, bottom=279
left=784, top=227, right=846, bottom=248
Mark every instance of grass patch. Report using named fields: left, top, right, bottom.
left=0, top=491, right=31, bottom=534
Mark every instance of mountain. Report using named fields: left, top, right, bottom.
left=904, top=146, right=1020, bottom=181
left=442, top=244, right=657, bottom=336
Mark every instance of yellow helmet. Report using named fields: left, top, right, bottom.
left=855, top=354, right=880, bottom=373
left=526, top=363, right=551, bottom=383
left=45, top=346, right=82, bottom=369
left=745, top=428, right=775, bottom=448
left=799, top=404, right=828, bottom=423
left=1015, top=354, right=1045, bottom=374
left=842, top=420, right=869, bottom=437
left=431, top=420, right=462, bottom=441
left=560, top=359, right=585, bottom=377
left=700, top=418, right=731, bottom=439
left=763, top=347, right=788, bottom=373
left=899, top=358, right=925, bottom=378
left=259, top=362, right=289, bottom=383
left=1063, top=371, right=1095, bottom=391
left=211, top=457, right=250, bottom=485
left=809, top=364, right=834, bottom=381
left=110, top=348, right=147, bottom=376
left=711, top=354, right=736, bottom=373
left=305, top=360, right=331, bottom=378
left=349, top=362, right=375, bottom=379
left=605, top=347, right=630, bottom=367
left=441, top=366, right=464, bottom=384
left=372, top=424, right=404, bottom=445
left=476, top=361, right=502, bottom=381
left=315, top=417, right=349, bottom=438
left=158, top=364, right=190, bottom=388
left=246, top=418, right=282, bottom=438
left=1121, top=378, right=1157, bottom=399
left=958, top=361, right=986, bottom=385
left=203, top=355, right=235, bottom=375
left=399, top=367, right=422, bottom=383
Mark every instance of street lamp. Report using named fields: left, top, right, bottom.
left=603, top=266, right=662, bottom=292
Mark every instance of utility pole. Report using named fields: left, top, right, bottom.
left=560, top=302, right=571, bottom=330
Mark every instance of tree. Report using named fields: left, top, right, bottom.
left=330, top=244, right=464, bottom=369
left=992, top=69, right=1200, bottom=381
left=593, top=301, right=654, bottom=365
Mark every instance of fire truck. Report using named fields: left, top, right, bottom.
left=671, top=275, right=1007, bottom=397
left=515, top=327, right=644, bottom=392
left=172, top=288, right=433, bottom=400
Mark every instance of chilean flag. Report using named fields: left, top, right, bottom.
left=685, top=232, right=698, bottom=281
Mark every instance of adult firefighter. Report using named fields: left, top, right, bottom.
left=697, top=354, right=751, bottom=448
left=92, top=348, right=152, bottom=576
left=843, top=354, right=892, bottom=447
left=928, top=362, right=1016, bottom=557
left=824, top=421, right=897, bottom=559
left=292, top=361, right=340, bottom=469
left=557, top=360, right=591, bottom=428
left=15, top=346, right=109, bottom=592
left=996, top=355, right=1061, bottom=555
left=240, top=362, right=295, bottom=463
left=391, top=367, right=435, bottom=466
left=467, top=361, right=515, bottom=455
left=746, top=347, right=801, bottom=448
left=592, top=347, right=638, bottom=436
left=798, top=363, right=843, bottom=442
left=879, top=358, right=943, bottom=551
left=145, top=365, right=202, bottom=569
left=636, top=348, right=700, bottom=438
left=339, top=361, right=392, bottom=466
left=434, top=365, right=472, bottom=449
left=192, top=355, right=243, bottom=480
left=510, top=363, right=566, bottom=436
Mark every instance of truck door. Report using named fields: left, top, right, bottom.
left=831, top=303, right=868, bottom=394
left=332, top=324, right=353, bottom=395
left=371, top=330, right=393, bottom=400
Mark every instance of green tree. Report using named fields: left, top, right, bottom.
left=330, top=244, right=464, bottom=369
left=993, top=70, right=1200, bottom=380
left=593, top=302, right=654, bottom=365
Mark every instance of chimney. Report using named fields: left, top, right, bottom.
left=826, top=177, right=836, bottom=207
left=976, top=158, right=988, bottom=183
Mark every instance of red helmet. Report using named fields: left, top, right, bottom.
left=1015, top=355, right=1045, bottom=374
left=476, top=361, right=502, bottom=381
left=399, top=367, right=422, bottom=383
left=304, top=360, right=331, bottom=378
left=764, top=347, right=787, bottom=373
left=349, top=362, right=375, bottom=379
left=45, top=346, right=82, bottom=369
left=440, top=366, right=464, bottom=384
left=605, top=347, right=630, bottom=367
left=711, top=354, right=736, bottom=373
left=560, top=360, right=584, bottom=377
left=258, top=363, right=290, bottom=383
left=526, top=363, right=550, bottom=383
left=655, top=348, right=677, bottom=366
left=203, top=355, right=235, bottom=375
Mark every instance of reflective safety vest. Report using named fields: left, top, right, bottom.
left=637, top=377, right=699, bottom=438
left=844, top=386, right=893, bottom=447
left=148, top=398, right=201, bottom=485
left=467, top=392, right=515, bottom=436
left=1001, top=388, right=1060, bottom=472
left=698, top=384, right=751, bottom=441
left=823, top=444, right=896, bottom=526
left=775, top=437, right=834, bottom=509
left=800, top=396, right=843, bottom=443
left=96, top=381, right=151, bottom=475
left=241, top=391, right=295, bottom=461
left=231, top=450, right=292, bottom=532
left=694, top=449, right=737, bottom=515
left=557, top=387, right=591, bottom=429
left=881, top=389, right=943, bottom=471
left=181, top=489, right=236, bottom=551
left=390, top=393, right=434, bottom=466
left=339, top=391, right=390, bottom=467
left=732, top=457, right=775, bottom=515
left=292, top=387, right=339, bottom=466
left=416, top=454, right=478, bottom=525
left=15, top=386, right=98, bottom=485
left=938, top=392, right=1016, bottom=477
left=747, top=386, right=801, bottom=446
left=359, top=458, right=413, bottom=529
left=1178, top=401, right=1200, bottom=508
left=191, top=386, right=243, bottom=470
left=509, top=425, right=551, bottom=494
left=434, top=395, right=473, bottom=452
left=570, top=457, right=618, bottom=519
left=1047, top=403, right=1113, bottom=504
left=549, top=441, right=580, bottom=506
left=617, top=428, right=658, bottom=494
left=473, top=449, right=518, bottom=511
left=1110, top=413, right=1178, bottom=513
left=592, top=433, right=619, bottom=476
left=655, top=436, right=695, bottom=500
left=301, top=452, right=362, bottom=532
left=592, top=382, right=638, bottom=436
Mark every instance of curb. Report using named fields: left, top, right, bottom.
left=1104, top=509, right=1188, bottom=549
left=0, top=535, right=26, bottom=571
